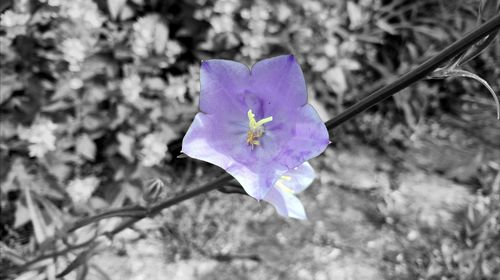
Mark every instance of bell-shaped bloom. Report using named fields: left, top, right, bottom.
left=263, top=162, right=315, bottom=219
left=182, top=55, right=329, bottom=200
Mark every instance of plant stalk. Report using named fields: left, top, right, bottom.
left=325, top=12, right=500, bottom=129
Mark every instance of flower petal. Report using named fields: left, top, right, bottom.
left=283, top=162, right=316, bottom=194
left=250, top=55, right=308, bottom=117
left=227, top=161, right=288, bottom=200
left=274, top=104, right=330, bottom=169
left=263, top=186, right=307, bottom=220
left=182, top=112, right=287, bottom=199
left=200, top=59, right=251, bottom=117
left=182, top=113, right=241, bottom=170
left=183, top=56, right=329, bottom=203
left=262, top=162, right=315, bottom=219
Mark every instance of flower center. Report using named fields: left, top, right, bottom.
left=246, top=109, right=273, bottom=149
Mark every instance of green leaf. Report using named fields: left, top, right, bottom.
left=117, top=133, right=135, bottom=162
left=56, top=243, right=99, bottom=278
left=10, top=271, right=40, bottom=280
left=0, top=73, right=23, bottom=105
left=13, top=200, right=30, bottom=228
left=322, top=66, right=348, bottom=95
left=450, top=1, right=500, bottom=66
left=0, top=242, right=25, bottom=266
left=47, top=163, right=71, bottom=184
left=119, top=5, right=136, bottom=21
left=479, top=0, right=500, bottom=22
left=36, top=195, right=65, bottom=230
left=76, top=134, right=97, bottom=161
left=1, top=158, right=23, bottom=194
left=45, top=263, right=56, bottom=280
left=429, top=68, right=500, bottom=119
left=42, top=100, right=73, bottom=113
left=89, top=264, right=112, bottom=280
left=107, top=0, right=127, bottom=21
left=24, top=186, right=48, bottom=244
left=123, top=182, right=142, bottom=204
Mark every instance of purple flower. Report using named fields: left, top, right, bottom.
left=182, top=55, right=329, bottom=199
left=263, top=162, right=315, bottom=219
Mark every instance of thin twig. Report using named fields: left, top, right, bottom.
left=108, top=174, right=233, bottom=235
left=67, top=206, right=148, bottom=233
left=325, top=13, right=500, bottom=129
left=2, top=237, right=96, bottom=276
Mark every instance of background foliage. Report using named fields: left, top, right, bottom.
left=1, top=0, right=499, bottom=279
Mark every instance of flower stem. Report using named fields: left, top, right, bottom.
left=325, top=13, right=500, bottom=129
left=107, top=174, right=232, bottom=235
left=67, top=206, right=148, bottom=233
left=69, top=13, right=500, bottom=236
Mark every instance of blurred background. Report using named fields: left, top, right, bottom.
left=1, top=0, right=499, bottom=279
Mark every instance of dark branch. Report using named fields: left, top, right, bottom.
left=325, top=13, right=500, bottom=129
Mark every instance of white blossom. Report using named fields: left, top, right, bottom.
left=140, top=133, right=167, bottom=167
left=132, top=14, right=182, bottom=64
left=186, top=65, right=200, bottom=96
left=240, top=32, right=266, bottom=59
left=132, top=14, right=166, bottom=57
left=164, top=75, right=187, bottom=101
left=210, top=15, right=234, bottom=34
left=18, top=119, right=58, bottom=158
left=61, top=38, right=87, bottom=72
left=39, top=0, right=63, bottom=6
left=165, top=40, right=182, bottom=64
left=0, top=10, right=29, bottom=39
left=60, top=0, right=104, bottom=28
left=121, top=74, right=142, bottom=103
left=213, top=0, right=239, bottom=14
left=66, top=177, right=100, bottom=203
left=0, top=10, right=30, bottom=27
left=69, top=77, right=84, bottom=89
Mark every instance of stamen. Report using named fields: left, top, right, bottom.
left=256, top=116, right=273, bottom=126
left=276, top=180, right=294, bottom=194
left=246, top=109, right=273, bottom=148
left=280, top=175, right=292, bottom=181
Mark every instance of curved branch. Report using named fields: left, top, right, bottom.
left=67, top=205, right=148, bottom=233
left=2, top=236, right=97, bottom=276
